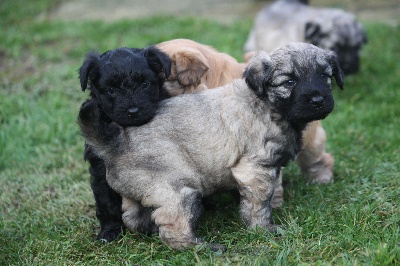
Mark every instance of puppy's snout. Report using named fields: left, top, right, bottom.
left=127, top=107, right=140, bottom=116
left=310, top=96, right=325, bottom=109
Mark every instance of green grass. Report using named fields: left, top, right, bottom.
left=1, top=1, right=399, bottom=265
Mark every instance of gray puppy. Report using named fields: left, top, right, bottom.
left=244, top=0, right=367, bottom=75
left=78, top=43, right=344, bottom=251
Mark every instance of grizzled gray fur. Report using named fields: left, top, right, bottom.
left=244, top=0, right=367, bottom=75
left=78, top=43, right=344, bottom=251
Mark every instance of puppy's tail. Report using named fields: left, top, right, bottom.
left=78, top=99, right=125, bottom=161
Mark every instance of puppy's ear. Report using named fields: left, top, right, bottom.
left=328, top=51, right=345, bottom=90
left=243, top=51, right=256, bottom=63
left=360, top=25, right=368, bottom=44
left=144, top=46, right=171, bottom=80
left=174, top=49, right=209, bottom=87
left=243, top=51, right=273, bottom=97
left=305, top=21, right=322, bottom=45
left=79, top=52, right=101, bottom=91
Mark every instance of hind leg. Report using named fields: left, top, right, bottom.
left=149, top=187, right=225, bottom=251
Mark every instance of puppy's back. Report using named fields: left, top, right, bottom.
left=120, top=80, right=265, bottom=187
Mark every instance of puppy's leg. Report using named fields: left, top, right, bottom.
left=150, top=187, right=225, bottom=251
left=297, top=121, right=334, bottom=184
left=271, top=173, right=284, bottom=208
left=85, top=144, right=124, bottom=242
left=79, top=100, right=125, bottom=242
left=122, top=197, right=158, bottom=235
left=232, top=158, right=281, bottom=233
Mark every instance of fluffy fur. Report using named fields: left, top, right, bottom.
left=244, top=0, right=367, bottom=75
left=79, top=46, right=171, bottom=242
left=78, top=43, right=344, bottom=251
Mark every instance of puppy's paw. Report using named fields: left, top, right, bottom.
left=105, top=122, right=122, bottom=138
left=79, top=99, right=100, bottom=123
left=308, top=153, right=334, bottom=184
left=97, top=226, right=124, bottom=243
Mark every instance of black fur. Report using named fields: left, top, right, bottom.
left=304, top=21, right=367, bottom=75
left=79, top=46, right=171, bottom=242
left=132, top=205, right=157, bottom=235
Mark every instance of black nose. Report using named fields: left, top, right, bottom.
left=310, top=96, right=325, bottom=109
left=127, top=107, right=139, bottom=116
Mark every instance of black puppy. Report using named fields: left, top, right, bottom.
left=79, top=46, right=171, bottom=242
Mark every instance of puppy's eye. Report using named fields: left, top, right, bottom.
left=107, top=88, right=116, bottom=96
left=284, top=79, right=296, bottom=88
left=140, top=80, right=150, bottom=89
left=322, top=74, right=332, bottom=85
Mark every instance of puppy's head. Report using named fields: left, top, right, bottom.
left=304, top=14, right=367, bottom=75
left=79, top=46, right=171, bottom=127
left=244, top=42, right=344, bottom=125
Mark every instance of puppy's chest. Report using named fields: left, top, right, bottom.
left=260, top=127, right=302, bottom=168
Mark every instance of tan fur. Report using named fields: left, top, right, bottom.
left=156, top=39, right=246, bottom=96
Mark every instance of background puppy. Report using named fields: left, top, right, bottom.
left=79, top=46, right=171, bottom=242
left=244, top=0, right=367, bottom=75
left=78, top=43, right=344, bottom=251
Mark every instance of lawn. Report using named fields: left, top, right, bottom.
left=0, top=1, right=399, bottom=265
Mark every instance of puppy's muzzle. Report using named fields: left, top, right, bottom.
left=310, top=96, right=325, bottom=109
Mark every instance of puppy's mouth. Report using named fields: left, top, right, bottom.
left=116, top=117, right=151, bottom=127
left=288, top=96, right=334, bottom=124
left=110, top=111, right=154, bottom=128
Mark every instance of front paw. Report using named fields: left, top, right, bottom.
left=103, top=122, right=122, bottom=141
left=265, top=224, right=285, bottom=235
left=79, top=99, right=100, bottom=124
left=97, top=225, right=124, bottom=243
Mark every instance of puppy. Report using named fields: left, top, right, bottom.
left=79, top=46, right=171, bottom=242
left=78, top=43, right=344, bottom=251
left=244, top=0, right=367, bottom=75
left=157, top=39, right=246, bottom=96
